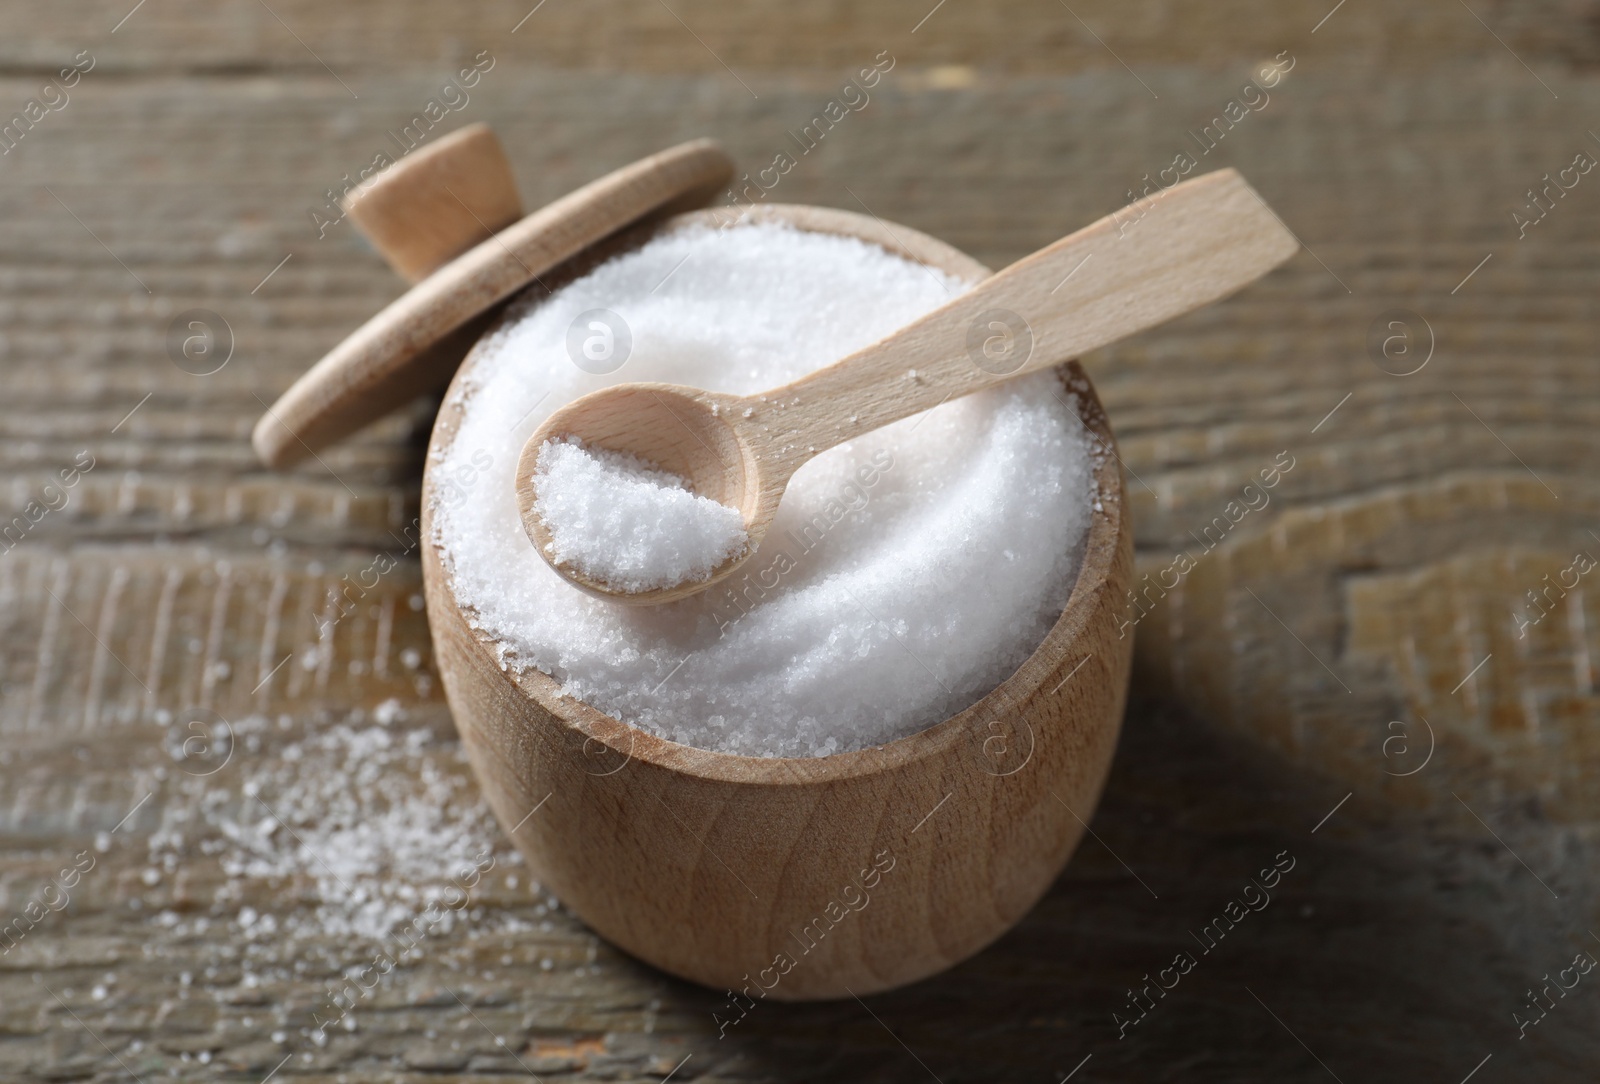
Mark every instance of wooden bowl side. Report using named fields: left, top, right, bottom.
left=422, top=205, right=1134, bottom=1000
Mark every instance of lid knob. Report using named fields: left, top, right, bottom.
left=344, top=123, right=524, bottom=282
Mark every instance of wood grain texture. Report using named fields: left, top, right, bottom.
left=4, top=0, right=1600, bottom=1079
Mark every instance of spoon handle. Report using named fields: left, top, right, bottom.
left=760, top=168, right=1299, bottom=470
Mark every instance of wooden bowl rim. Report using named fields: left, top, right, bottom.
left=423, top=202, right=1128, bottom=788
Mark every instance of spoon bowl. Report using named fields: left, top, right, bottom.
left=516, top=382, right=775, bottom=603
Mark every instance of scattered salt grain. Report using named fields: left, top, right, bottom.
left=434, top=221, right=1096, bottom=758
left=532, top=438, right=747, bottom=592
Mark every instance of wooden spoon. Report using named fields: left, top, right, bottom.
left=515, top=167, right=1300, bottom=604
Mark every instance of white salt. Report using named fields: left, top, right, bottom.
left=433, top=221, right=1096, bottom=758
left=532, top=438, right=747, bottom=593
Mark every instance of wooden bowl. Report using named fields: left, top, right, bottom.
left=421, top=203, right=1134, bottom=1000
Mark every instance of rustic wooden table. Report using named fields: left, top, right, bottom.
left=4, top=1, right=1599, bottom=1080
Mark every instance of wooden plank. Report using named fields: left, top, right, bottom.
left=0, top=0, right=1590, bottom=77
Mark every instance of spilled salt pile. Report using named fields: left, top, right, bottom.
left=433, top=220, right=1097, bottom=758
left=533, top=438, right=747, bottom=592
left=144, top=713, right=512, bottom=943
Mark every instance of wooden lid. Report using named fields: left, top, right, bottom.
left=252, top=125, right=735, bottom=468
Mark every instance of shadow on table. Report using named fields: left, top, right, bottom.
left=691, top=692, right=1597, bottom=1083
